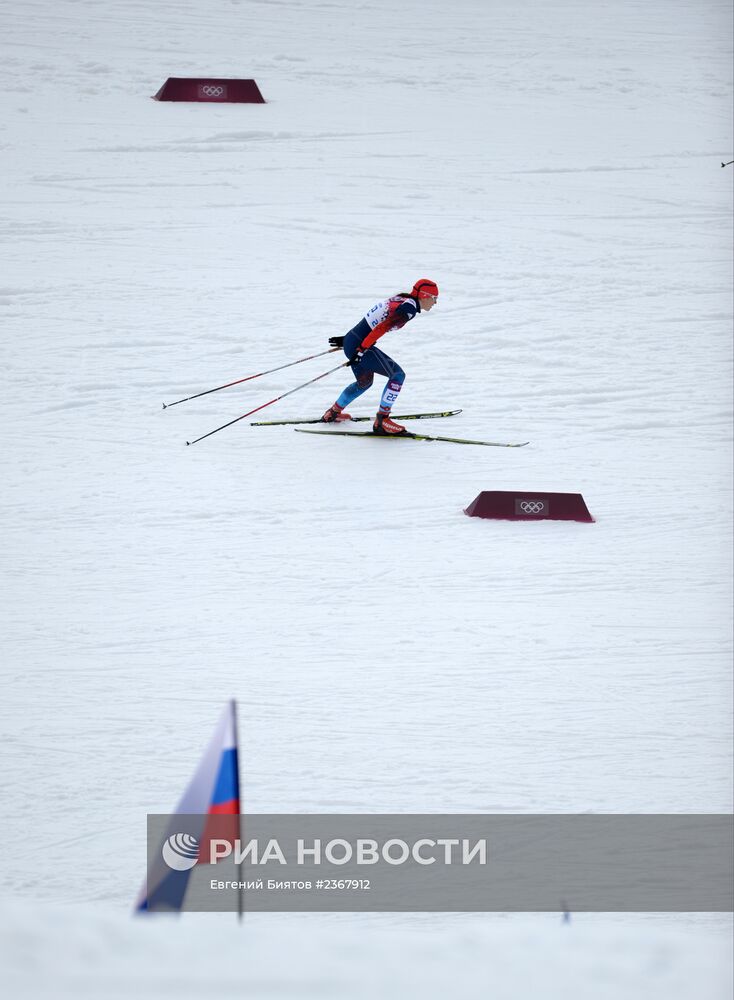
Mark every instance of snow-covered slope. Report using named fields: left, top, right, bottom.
left=1, top=0, right=732, bottom=996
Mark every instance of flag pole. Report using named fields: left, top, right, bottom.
left=231, top=698, right=244, bottom=924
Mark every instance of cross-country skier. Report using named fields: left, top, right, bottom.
left=321, top=279, right=439, bottom=435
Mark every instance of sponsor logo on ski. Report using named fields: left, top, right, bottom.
left=516, top=499, right=546, bottom=515
left=162, top=833, right=200, bottom=870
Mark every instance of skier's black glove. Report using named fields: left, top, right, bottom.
left=329, top=336, right=345, bottom=348
left=349, top=347, right=365, bottom=365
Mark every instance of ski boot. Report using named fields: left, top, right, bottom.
left=321, top=403, right=351, bottom=423
left=373, top=412, right=408, bottom=435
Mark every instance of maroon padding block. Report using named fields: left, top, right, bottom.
left=153, top=78, right=266, bottom=103
left=464, top=491, right=594, bottom=523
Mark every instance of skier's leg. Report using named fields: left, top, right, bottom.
left=370, top=349, right=408, bottom=435
left=322, top=371, right=374, bottom=422
left=322, top=326, right=376, bottom=421
left=377, top=369, right=405, bottom=414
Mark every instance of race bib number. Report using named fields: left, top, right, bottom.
left=364, top=300, right=389, bottom=329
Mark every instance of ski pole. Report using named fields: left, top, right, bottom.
left=722, top=160, right=733, bottom=168
left=186, top=359, right=351, bottom=446
left=163, top=347, right=340, bottom=409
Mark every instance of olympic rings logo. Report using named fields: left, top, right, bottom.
left=201, top=85, right=225, bottom=98
left=519, top=501, right=545, bottom=514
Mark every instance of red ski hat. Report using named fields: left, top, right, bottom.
left=411, top=278, right=439, bottom=300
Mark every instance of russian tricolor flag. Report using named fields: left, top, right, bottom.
left=136, top=700, right=241, bottom=914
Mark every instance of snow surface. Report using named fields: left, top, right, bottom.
left=1, top=0, right=732, bottom=996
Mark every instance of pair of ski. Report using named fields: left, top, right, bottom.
left=252, top=409, right=528, bottom=448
